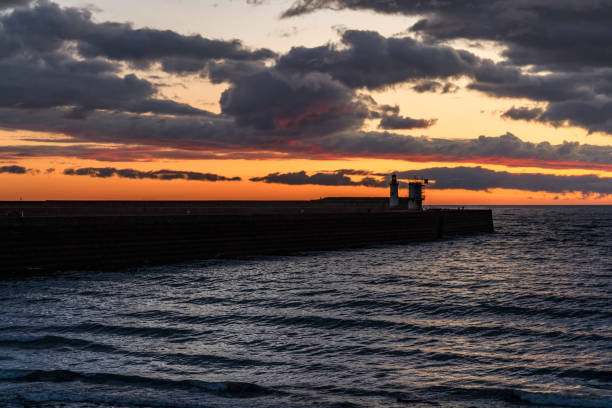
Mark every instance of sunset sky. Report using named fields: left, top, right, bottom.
left=1, top=0, right=612, bottom=203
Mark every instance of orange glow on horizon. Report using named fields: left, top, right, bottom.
left=1, top=171, right=610, bottom=205
left=2, top=142, right=611, bottom=205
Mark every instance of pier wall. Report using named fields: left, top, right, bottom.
left=1, top=201, right=493, bottom=273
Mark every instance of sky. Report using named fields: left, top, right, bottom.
left=1, top=0, right=612, bottom=204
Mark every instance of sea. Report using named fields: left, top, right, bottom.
left=0, top=206, right=610, bottom=408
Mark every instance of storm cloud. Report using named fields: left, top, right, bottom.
left=63, top=167, right=241, bottom=182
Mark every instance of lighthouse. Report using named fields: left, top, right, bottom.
left=389, top=174, right=399, bottom=208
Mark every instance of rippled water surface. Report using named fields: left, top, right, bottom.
left=1, top=206, right=611, bottom=407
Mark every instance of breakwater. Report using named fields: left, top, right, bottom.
left=1, top=199, right=493, bottom=273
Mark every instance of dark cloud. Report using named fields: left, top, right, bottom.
left=63, top=167, right=241, bottom=182
left=1, top=108, right=611, bottom=171
left=0, top=165, right=27, bottom=174
left=0, top=144, right=292, bottom=162
left=281, top=1, right=612, bottom=72
left=1, top=0, right=380, bottom=142
left=270, top=29, right=612, bottom=135
left=410, top=2, right=612, bottom=73
left=251, top=166, right=612, bottom=197
left=394, top=166, right=612, bottom=196
left=0, top=1, right=272, bottom=117
left=0, top=0, right=31, bottom=9
left=207, top=60, right=268, bottom=84
left=441, top=83, right=459, bottom=94
left=469, top=68, right=612, bottom=135
left=209, top=31, right=495, bottom=137
left=0, top=56, right=208, bottom=115
left=0, top=1, right=610, bottom=171
left=278, top=2, right=612, bottom=136
left=274, top=27, right=612, bottom=136
left=468, top=68, right=612, bottom=134
left=0, top=108, right=250, bottom=150
left=250, top=170, right=386, bottom=187
left=538, top=100, right=612, bottom=135
left=379, top=115, right=437, bottom=130
left=315, top=131, right=612, bottom=171
left=330, top=169, right=374, bottom=176
left=413, top=81, right=441, bottom=93
left=469, top=70, right=605, bottom=103
left=219, top=67, right=369, bottom=134
left=2, top=1, right=274, bottom=72
left=502, top=106, right=544, bottom=121
left=277, top=30, right=483, bottom=90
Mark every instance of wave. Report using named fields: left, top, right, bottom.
left=129, top=350, right=286, bottom=369
left=422, top=385, right=612, bottom=408
left=232, top=313, right=611, bottom=343
left=516, top=390, right=612, bottom=408
left=0, top=335, right=118, bottom=353
left=7, top=369, right=279, bottom=398
left=0, top=335, right=285, bottom=369
left=110, top=307, right=612, bottom=344
left=551, top=368, right=612, bottom=383
left=49, top=322, right=197, bottom=339
left=132, top=290, right=612, bottom=322
left=312, top=383, right=612, bottom=408
left=286, top=297, right=612, bottom=320
left=103, top=302, right=612, bottom=344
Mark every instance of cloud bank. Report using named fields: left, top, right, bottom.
left=63, top=167, right=241, bottom=182
left=278, top=1, right=612, bottom=135
left=250, top=170, right=385, bottom=187
left=0, top=106, right=610, bottom=170
left=251, top=167, right=612, bottom=197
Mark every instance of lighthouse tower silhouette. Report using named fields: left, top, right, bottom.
left=389, top=174, right=399, bottom=208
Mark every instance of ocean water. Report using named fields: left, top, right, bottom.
left=0, top=206, right=610, bottom=408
